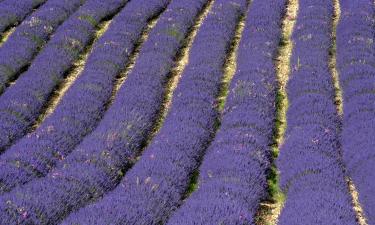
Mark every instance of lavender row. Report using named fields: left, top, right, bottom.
left=0, top=0, right=47, bottom=34
left=0, top=0, right=86, bottom=94
left=0, top=0, right=169, bottom=194
left=0, top=0, right=129, bottom=152
left=63, top=1, right=247, bottom=224
left=337, top=0, right=375, bottom=223
left=167, top=0, right=285, bottom=224
left=276, top=0, right=357, bottom=224
left=0, top=0, right=217, bottom=223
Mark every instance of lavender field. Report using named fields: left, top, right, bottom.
left=0, top=0, right=373, bottom=224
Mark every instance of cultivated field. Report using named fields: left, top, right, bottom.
left=0, top=0, right=373, bottom=224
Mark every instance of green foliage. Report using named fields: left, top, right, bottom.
left=166, top=26, right=183, bottom=41
left=78, top=14, right=97, bottom=26
left=186, top=170, right=200, bottom=195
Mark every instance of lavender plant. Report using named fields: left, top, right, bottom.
left=62, top=0, right=248, bottom=224
left=277, top=0, right=357, bottom=224
left=337, top=0, right=375, bottom=223
left=0, top=0, right=129, bottom=152
left=0, top=0, right=218, bottom=223
left=0, top=0, right=86, bottom=94
left=0, top=0, right=47, bottom=34
left=0, top=0, right=370, bottom=223
left=0, top=0, right=169, bottom=194
left=167, top=0, right=286, bottom=223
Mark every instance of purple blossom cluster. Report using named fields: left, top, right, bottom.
left=0, top=0, right=170, bottom=194
left=277, top=0, right=357, bottom=224
left=62, top=0, right=248, bottom=224
left=0, top=0, right=128, bottom=152
left=0, top=0, right=86, bottom=94
left=337, top=0, right=375, bottom=223
left=0, top=0, right=219, bottom=223
left=166, top=0, right=286, bottom=224
left=0, top=0, right=47, bottom=34
left=0, top=0, right=371, bottom=223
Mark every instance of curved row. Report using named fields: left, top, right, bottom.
left=63, top=0, right=247, bottom=224
left=276, top=0, right=357, bottom=224
left=167, top=0, right=286, bottom=224
left=0, top=0, right=47, bottom=34
left=337, top=0, right=375, bottom=223
left=0, top=0, right=215, bottom=223
left=0, top=0, right=168, bottom=194
left=0, top=0, right=129, bottom=152
left=0, top=0, right=86, bottom=94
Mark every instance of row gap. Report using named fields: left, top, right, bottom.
left=0, top=27, right=15, bottom=47
left=140, top=0, right=216, bottom=153
left=106, top=13, right=161, bottom=108
left=254, top=0, right=298, bottom=224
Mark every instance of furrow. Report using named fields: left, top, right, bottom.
left=255, top=0, right=298, bottom=224
left=147, top=0, right=215, bottom=145
left=330, top=0, right=343, bottom=115
left=346, top=177, right=369, bottom=225
left=184, top=3, right=247, bottom=198
left=216, top=8, right=247, bottom=111
left=0, top=27, right=15, bottom=47
left=106, top=17, right=159, bottom=107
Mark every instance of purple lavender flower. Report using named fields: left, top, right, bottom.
left=167, top=0, right=286, bottom=223
left=277, top=0, right=357, bottom=224
left=62, top=0, right=248, bottom=224
left=337, top=0, right=375, bottom=223
left=0, top=0, right=169, bottom=194
left=0, top=0, right=217, bottom=223
left=0, top=0, right=128, bottom=152
left=0, top=0, right=47, bottom=34
left=0, top=0, right=86, bottom=93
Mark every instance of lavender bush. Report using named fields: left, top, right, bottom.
left=62, top=0, right=248, bottom=224
left=0, top=0, right=86, bottom=94
left=0, top=0, right=128, bottom=152
left=0, top=0, right=47, bottom=34
left=0, top=0, right=169, bottom=194
left=167, top=0, right=286, bottom=223
left=0, top=0, right=219, bottom=223
left=337, top=0, right=375, bottom=223
left=0, top=0, right=371, bottom=223
left=277, top=0, right=357, bottom=224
